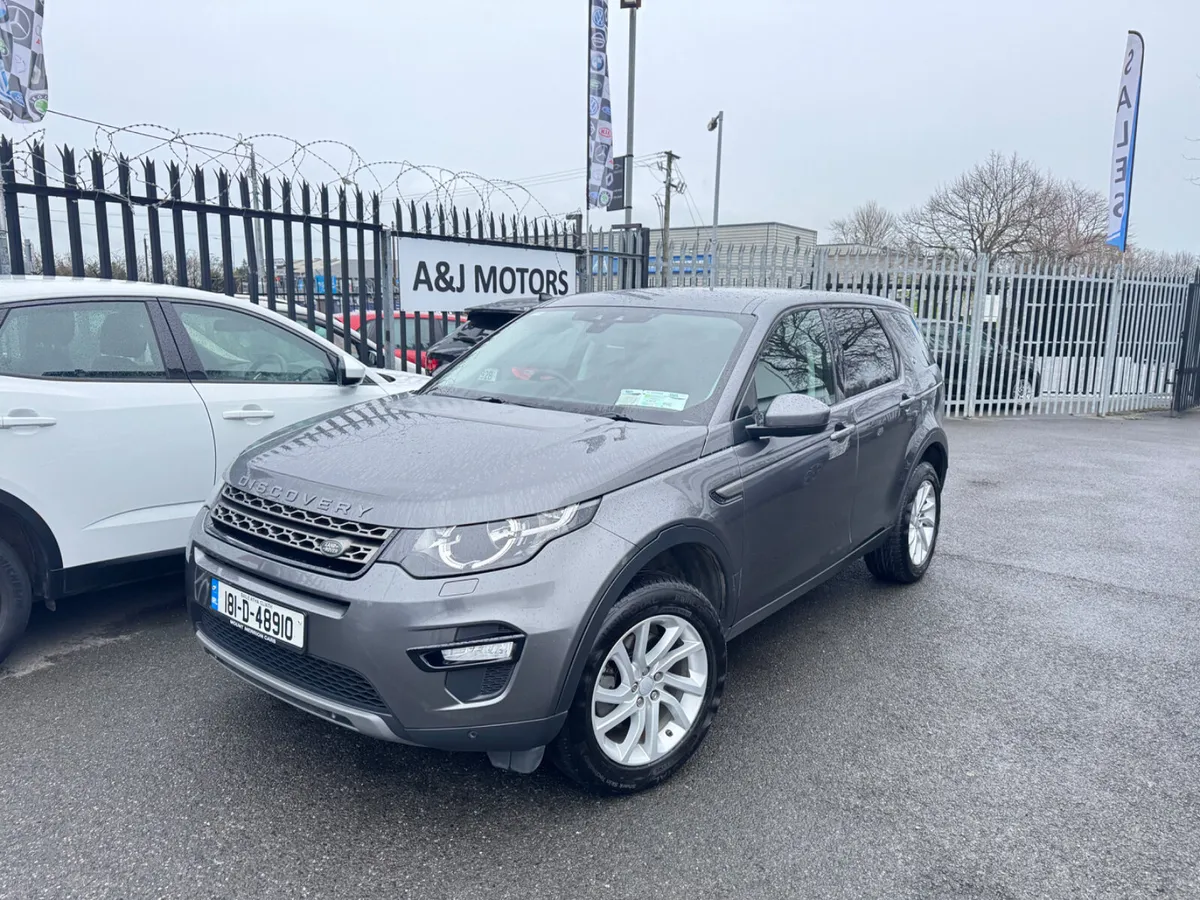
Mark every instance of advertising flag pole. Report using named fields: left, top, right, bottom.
left=583, top=0, right=592, bottom=293
left=1099, top=30, right=1145, bottom=416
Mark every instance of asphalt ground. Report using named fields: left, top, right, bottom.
left=2, top=412, right=1198, bottom=900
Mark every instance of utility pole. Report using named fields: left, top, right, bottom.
left=143, top=234, right=149, bottom=282
left=661, top=151, right=678, bottom=287
left=0, top=221, right=9, bottom=275
left=248, top=144, right=266, bottom=292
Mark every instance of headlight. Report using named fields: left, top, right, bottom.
left=397, top=499, right=599, bottom=578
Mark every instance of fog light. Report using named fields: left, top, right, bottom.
left=441, top=641, right=515, bottom=665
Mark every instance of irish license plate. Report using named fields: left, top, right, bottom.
left=210, top=578, right=306, bottom=650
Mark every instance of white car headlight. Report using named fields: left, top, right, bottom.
left=398, top=500, right=599, bottom=578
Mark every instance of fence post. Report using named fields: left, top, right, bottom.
left=1097, top=262, right=1126, bottom=416
left=638, top=226, right=650, bottom=289
left=962, top=253, right=991, bottom=418
left=813, top=246, right=828, bottom=292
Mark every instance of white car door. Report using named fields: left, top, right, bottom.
left=0, top=298, right=216, bottom=571
left=161, top=300, right=387, bottom=477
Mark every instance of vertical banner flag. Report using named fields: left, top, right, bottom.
left=1106, top=30, right=1144, bottom=252
left=0, top=0, right=47, bottom=123
left=607, top=155, right=630, bottom=212
left=587, top=0, right=615, bottom=210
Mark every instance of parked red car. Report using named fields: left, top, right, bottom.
left=334, top=311, right=460, bottom=371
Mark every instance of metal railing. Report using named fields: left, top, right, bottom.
left=584, top=240, right=1196, bottom=418
left=2, top=136, right=1190, bottom=416
left=0, top=139, right=587, bottom=375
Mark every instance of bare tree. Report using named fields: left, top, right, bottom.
left=828, top=200, right=899, bottom=248
left=901, top=151, right=1050, bottom=256
left=1028, top=178, right=1110, bottom=261
left=1125, top=247, right=1199, bottom=276
left=82, top=257, right=130, bottom=280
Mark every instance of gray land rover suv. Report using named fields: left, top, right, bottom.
left=187, top=288, right=948, bottom=794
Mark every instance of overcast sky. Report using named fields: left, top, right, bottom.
left=7, top=0, right=1200, bottom=252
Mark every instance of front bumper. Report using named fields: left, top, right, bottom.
left=186, top=510, right=632, bottom=754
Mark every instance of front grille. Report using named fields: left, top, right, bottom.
left=209, top=485, right=394, bottom=576
left=199, top=609, right=390, bottom=715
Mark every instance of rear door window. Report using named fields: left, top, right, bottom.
left=0, top=300, right=167, bottom=380
left=883, top=309, right=934, bottom=371
left=824, top=308, right=899, bottom=398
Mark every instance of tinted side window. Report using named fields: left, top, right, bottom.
left=174, top=304, right=337, bottom=384
left=754, top=309, right=836, bottom=414
left=883, top=309, right=934, bottom=371
left=825, top=308, right=898, bottom=397
left=0, top=300, right=166, bottom=380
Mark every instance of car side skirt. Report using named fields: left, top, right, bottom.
left=725, top=527, right=891, bottom=641
left=50, top=550, right=185, bottom=600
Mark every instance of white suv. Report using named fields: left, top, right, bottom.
left=0, top=278, right=427, bottom=663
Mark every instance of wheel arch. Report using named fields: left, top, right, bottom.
left=0, top=488, right=62, bottom=599
left=552, top=523, right=735, bottom=715
left=912, top=429, right=949, bottom=488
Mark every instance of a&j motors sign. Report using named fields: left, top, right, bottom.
left=395, top=235, right=579, bottom=312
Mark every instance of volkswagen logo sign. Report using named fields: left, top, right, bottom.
left=318, top=538, right=349, bottom=558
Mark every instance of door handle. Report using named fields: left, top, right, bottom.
left=223, top=408, right=276, bottom=421
left=0, top=415, right=57, bottom=429
left=830, top=423, right=856, bottom=442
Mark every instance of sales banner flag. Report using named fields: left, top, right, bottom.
left=1106, top=31, right=1144, bottom=253
left=0, top=0, right=48, bottom=123
left=586, top=0, right=615, bottom=210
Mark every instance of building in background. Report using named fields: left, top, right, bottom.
left=648, top=221, right=817, bottom=257
left=644, top=220, right=818, bottom=286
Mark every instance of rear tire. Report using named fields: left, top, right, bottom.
left=864, top=461, right=942, bottom=584
left=0, top=538, right=34, bottom=666
left=550, top=577, right=727, bottom=795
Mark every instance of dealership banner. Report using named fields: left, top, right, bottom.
left=1106, top=30, right=1144, bottom=253
left=395, top=236, right=579, bottom=312
left=586, top=0, right=615, bottom=210
left=0, top=0, right=48, bottom=123
left=607, top=155, right=630, bottom=212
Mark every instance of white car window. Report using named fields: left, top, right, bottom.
left=174, top=303, right=337, bottom=384
left=0, top=301, right=166, bottom=380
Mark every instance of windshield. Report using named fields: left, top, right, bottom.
left=420, top=305, right=751, bottom=424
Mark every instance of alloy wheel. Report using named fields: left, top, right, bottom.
left=907, top=480, right=938, bottom=567
left=590, top=614, right=709, bottom=767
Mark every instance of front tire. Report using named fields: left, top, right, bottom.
left=864, top=461, right=942, bottom=584
left=550, top=577, right=727, bottom=795
left=0, top=538, right=34, bottom=666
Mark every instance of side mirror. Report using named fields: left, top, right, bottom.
left=746, top=393, right=831, bottom=439
left=338, top=354, right=367, bottom=386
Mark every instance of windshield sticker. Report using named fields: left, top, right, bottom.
left=615, top=389, right=689, bottom=411
left=477, top=368, right=498, bottom=383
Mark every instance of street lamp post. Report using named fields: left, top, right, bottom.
left=707, top=111, right=724, bottom=290
left=620, top=0, right=641, bottom=225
